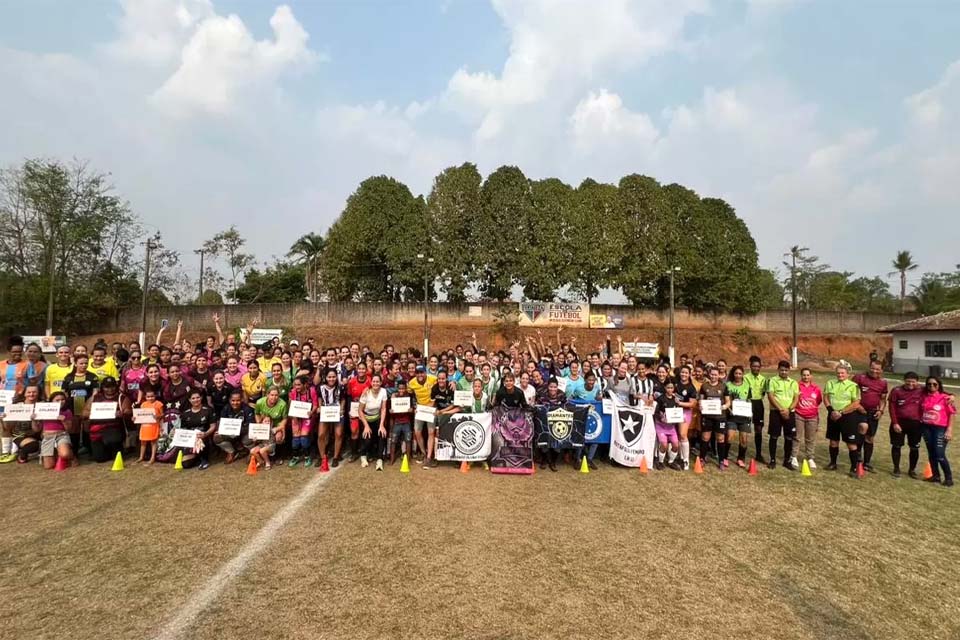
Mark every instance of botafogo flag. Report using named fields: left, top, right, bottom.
left=609, top=396, right=656, bottom=468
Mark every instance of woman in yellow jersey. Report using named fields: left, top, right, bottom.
left=44, top=346, right=74, bottom=399
left=241, top=360, right=267, bottom=408
left=823, top=364, right=865, bottom=477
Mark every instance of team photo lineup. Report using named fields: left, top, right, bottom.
left=2, top=318, right=954, bottom=484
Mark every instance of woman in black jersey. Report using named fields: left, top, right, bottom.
left=698, top=366, right=731, bottom=470
left=179, top=390, right=217, bottom=470
left=674, top=365, right=697, bottom=471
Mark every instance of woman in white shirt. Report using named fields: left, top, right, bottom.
left=518, top=372, right=537, bottom=406
left=358, top=373, right=388, bottom=470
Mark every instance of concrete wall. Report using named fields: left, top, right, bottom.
left=89, top=302, right=916, bottom=335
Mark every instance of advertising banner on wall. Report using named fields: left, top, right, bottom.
left=518, top=301, right=590, bottom=327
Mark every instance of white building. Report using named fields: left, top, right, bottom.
left=878, top=309, right=960, bottom=378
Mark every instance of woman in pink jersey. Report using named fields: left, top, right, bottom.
left=121, top=352, right=146, bottom=406
left=921, top=377, right=955, bottom=487
left=795, top=368, right=823, bottom=469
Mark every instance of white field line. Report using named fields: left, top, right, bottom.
left=155, top=468, right=338, bottom=640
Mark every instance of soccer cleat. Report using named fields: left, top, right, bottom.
left=807, top=458, right=817, bottom=470
left=767, top=459, right=777, bottom=470
left=892, top=469, right=901, bottom=479
left=825, top=462, right=838, bottom=471
left=360, top=455, right=369, bottom=468
left=923, top=476, right=942, bottom=484
left=376, top=459, right=384, bottom=471
left=682, top=459, right=690, bottom=471
left=198, top=461, right=209, bottom=470
left=908, top=470, right=919, bottom=480
left=736, top=459, right=746, bottom=469
left=668, top=459, right=682, bottom=471
left=287, top=457, right=300, bottom=468
left=654, top=459, right=664, bottom=471
left=945, top=478, right=954, bottom=487
left=331, top=458, right=340, bottom=468
left=303, top=457, right=313, bottom=468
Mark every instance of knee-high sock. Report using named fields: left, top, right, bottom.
left=829, top=445, right=839, bottom=466
left=737, top=444, right=746, bottom=461
left=768, top=436, right=778, bottom=462
left=1, top=437, right=11, bottom=455
left=891, top=446, right=901, bottom=471
left=849, top=448, right=860, bottom=471
left=783, top=438, right=793, bottom=461
left=909, top=446, right=920, bottom=472
left=680, top=440, right=690, bottom=463
left=863, top=441, right=874, bottom=465
left=755, top=430, right=763, bottom=456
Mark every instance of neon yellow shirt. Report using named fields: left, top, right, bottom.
left=824, top=379, right=860, bottom=411
left=767, top=376, right=799, bottom=410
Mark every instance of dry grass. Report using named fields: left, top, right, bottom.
left=2, top=390, right=958, bottom=640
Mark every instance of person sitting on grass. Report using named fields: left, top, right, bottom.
left=3, top=384, right=43, bottom=464
left=215, top=390, right=254, bottom=464
left=137, top=388, right=163, bottom=465
left=39, top=391, right=74, bottom=469
left=387, top=379, right=415, bottom=467
left=252, top=387, right=287, bottom=470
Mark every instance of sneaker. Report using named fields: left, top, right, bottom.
left=0, top=454, right=16, bottom=464
left=788, top=456, right=799, bottom=470
left=331, top=458, right=340, bottom=468
left=17, top=457, right=28, bottom=464
left=736, top=459, right=746, bottom=469
left=682, top=459, right=690, bottom=471
left=807, top=458, right=817, bottom=470
left=548, top=460, right=558, bottom=472
left=287, top=457, right=300, bottom=468
left=360, top=456, right=369, bottom=468
left=849, top=469, right=859, bottom=479
left=767, top=459, right=777, bottom=470
left=348, top=453, right=359, bottom=463
left=784, top=459, right=798, bottom=471
left=588, top=459, right=598, bottom=471
left=376, top=459, right=384, bottom=471
left=303, top=457, right=313, bottom=468
left=923, top=476, right=942, bottom=484
left=864, top=462, right=876, bottom=473
left=892, top=469, right=901, bottom=479
left=908, top=470, right=919, bottom=480
left=668, top=459, right=682, bottom=471
left=198, top=461, right=209, bottom=470
left=945, top=478, right=954, bottom=487
left=654, top=459, right=664, bottom=471
left=722, top=459, right=730, bottom=469
left=825, top=462, right=838, bottom=471
left=423, top=459, right=436, bottom=469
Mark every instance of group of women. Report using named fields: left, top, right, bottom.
left=0, top=320, right=954, bottom=484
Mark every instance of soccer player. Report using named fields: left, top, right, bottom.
left=44, top=346, right=74, bottom=398
left=888, top=372, right=924, bottom=478
left=824, top=364, right=864, bottom=477
left=766, top=360, right=799, bottom=470
left=744, top=355, right=767, bottom=462
left=725, top=365, right=752, bottom=467
left=698, top=366, right=730, bottom=469
left=674, top=365, right=697, bottom=470
left=852, top=360, right=888, bottom=472
left=408, top=365, right=436, bottom=462
left=654, top=380, right=683, bottom=471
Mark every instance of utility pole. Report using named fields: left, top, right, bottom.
left=791, top=251, right=798, bottom=367
left=45, top=243, right=56, bottom=337
left=668, top=266, right=680, bottom=365
left=195, top=248, right=204, bottom=302
left=417, top=253, right=434, bottom=357
left=140, top=236, right=157, bottom=351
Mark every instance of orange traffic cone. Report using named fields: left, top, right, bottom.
left=246, top=456, right=258, bottom=476
left=531, top=462, right=536, bottom=474
left=639, top=456, right=648, bottom=475
left=693, top=457, right=704, bottom=474
left=923, top=462, right=934, bottom=480
left=460, top=460, right=470, bottom=474
left=748, top=459, right=758, bottom=476
left=54, top=456, right=69, bottom=472
left=856, top=462, right=865, bottom=479
left=319, top=456, right=330, bottom=473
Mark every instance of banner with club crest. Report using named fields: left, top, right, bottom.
left=489, top=406, right=535, bottom=475
left=609, top=397, right=656, bottom=469
left=533, top=404, right=588, bottom=450
left=436, top=412, right=493, bottom=462
left=570, top=400, right=611, bottom=445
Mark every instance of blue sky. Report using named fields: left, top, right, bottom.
left=2, top=0, right=959, bottom=300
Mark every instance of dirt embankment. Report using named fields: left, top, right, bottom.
left=74, top=325, right=889, bottom=371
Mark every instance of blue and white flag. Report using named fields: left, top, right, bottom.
left=571, top=400, right=610, bottom=444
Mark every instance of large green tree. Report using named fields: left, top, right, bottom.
left=518, top=178, right=573, bottom=300
left=426, top=163, right=481, bottom=303
left=567, top=179, right=624, bottom=303
left=616, top=174, right=667, bottom=306
left=474, top=166, right=532, bottom=301
left=230, top=261, right=306, bottom=303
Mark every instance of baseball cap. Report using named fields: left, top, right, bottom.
left=415, top=365, right=426, bottom=373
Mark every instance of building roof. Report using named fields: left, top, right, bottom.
left=878, top=309, right=960, bottom=332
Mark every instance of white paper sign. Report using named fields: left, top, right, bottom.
left=453, top=390, right=473, bottom=406
left=665, top=407, right=683, bottom=424
left=732, top=399, right=753, bottom=418
left=601, top=398, right=615, bottom=415
left=4, top=403, right=34, bottom=421
left=349, top=401, right=360, bottom=418
left=249, top=422, right=271, bottom=441
left=556, top=377, right=568, bottom=392
left=90, top=401, right=118, bottom=420
left=172, top=428, right=199, bottom=448
left=700, top=398, right=722, bottom=416
left=390, top=396, right=411, bottom=413
left=415, top=404, right=436, bottom=424
left=133, top=408, right=157, bottom=424
left=0, top=390, right=15, bottom=406
left=319, top=405, right=341, bottom=422
left=34, top=402, right=61, bottom=421
left=288, top=400, right=312, bottom=419
left=218, top=417, right=243, bottom=437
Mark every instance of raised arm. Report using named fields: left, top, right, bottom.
left=213, top=313, right=225, bottom=346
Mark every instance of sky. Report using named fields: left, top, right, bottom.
left=2, top=0, right=959, bottom=299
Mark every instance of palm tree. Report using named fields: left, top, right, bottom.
left=287, top=233, right=326, bottom=302
left=889, top=250, right=918, bottom=312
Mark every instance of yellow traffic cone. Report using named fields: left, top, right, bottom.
left=111, top=451, right=124, bottom=472
left=400, top=454, right=410, bottom=473
left=174, top=450, right=184, bottom=471
left=580, top=455, right=589, bottom=474
left=801, top=459, right=812, bottom=477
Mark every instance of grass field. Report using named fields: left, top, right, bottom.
left=2, top=372, right=959, bottom=640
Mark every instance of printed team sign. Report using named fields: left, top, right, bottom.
left=172, top=428, right=199, bottom=448
left=453, top=390, right=473, bottom=407
left=133, top=408, right=157, bottom=424
left=20, top=335, right=68, bottom=353
left=436, top=413, right=493, bottom=462
left=218, top=417, right=243, bottom=437
left=288, top=400, right=312, bottom=419
left=518, top=301, right=590, bottom=327
left=319, top=405, right=341, bottom=422
left=89, top=402, right=118, bottom=421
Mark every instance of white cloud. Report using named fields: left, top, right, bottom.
left=105, top=0, right=215, bottom=65
left=570, top=90, right=659, bottom=148
left=151, top=5, right=317, bottom=117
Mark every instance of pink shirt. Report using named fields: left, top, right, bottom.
left=921, top=392, right=956, bottom=428
left=795, top=382, right=823, bottom=420
left=122, top=367, right=146, bottom=402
